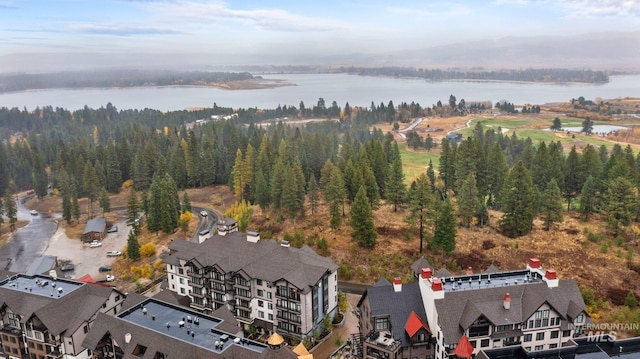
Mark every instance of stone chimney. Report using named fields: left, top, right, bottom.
left=421, top=268, right=432, bottom=279
left=503, top=293, right=511, bottom=310
left=393, top=277, right=402, bottom=293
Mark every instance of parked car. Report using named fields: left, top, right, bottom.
left=200, top=210, right=208, bottom=217
left=89, top=241, right=102, bottom=248
left=60, top=264, right=74, bottom=272
left=107, top=225, right=118, bottom=233
left=106, top=275, right=115, bottom=282
left=98, top=265, right=112, bottom=272
left=106, top=251, right=122, bottom=257
left=30, top=210, right=38, bottom=216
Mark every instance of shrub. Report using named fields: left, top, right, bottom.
left=317, top=237, right=330, bottom=256
left=627, top=248, right=634, bottom=261
left=625, top=291, right=638, bottom=309
left=600, top=241, right=609, bottom=253
left=140, top=264, right=153, bottom=279
left=140, top=243, right=156, bottom=258
left=338, top=264, right=353, bottom=280
left=588, top=232, right=603, bottom=243
left=616, top=236, right=624, bottom=247
left=154, top=258, right=164, bottom=272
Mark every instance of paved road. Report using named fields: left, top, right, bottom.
left=0, top=196, right=58, bottom=272
left=191, top=206, right=220, bottom=243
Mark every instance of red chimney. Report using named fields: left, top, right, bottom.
left=393, top=277, right=402, bottom=292
left=529, top=258, right=541, bottom=269
left=421, top=268, right=432, bottom=279
left=545, top=269, right=557, bottom=280
left=503, top=293, right=511, bottom=310
left=466, top=266, right=473, bottom=275
left=431, top=278, right=443, bottom=291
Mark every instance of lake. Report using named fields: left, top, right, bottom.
left=0, top=73, right=638, bottom=112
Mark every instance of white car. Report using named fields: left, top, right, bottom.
left=30, top=210, right=38, bottom=216
left=106, top=275, right=115, bottom=282
left=200, top=210, right=208, bottom=217
left=106, top=250, right=122, bottom=257
left=89, top=242, right=102, bottom=248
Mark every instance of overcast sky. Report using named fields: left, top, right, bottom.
left=1, top=0, right=639, bottom=67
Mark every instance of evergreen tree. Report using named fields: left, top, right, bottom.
left=386, top=155, right=406, bottom=211
left=487, top=142, right=509, bottom=207
left=426, top=160, right=436, bottom=192
left=580, top=175, right=598, bottom=221
left=550, top=117, right=562, bottom=131
left=105, top=140, right=122, bottom=193
left=406, top=174, right=432, bottom=254
left=325, top=167, right=346, bottom=229
left=438, top=138, right=455, bottom=193
left=254, top=170, right=270, bottom=211
left=582, top=118, right=594, bottom=135
left=98, top=187, right=110, bottom=216
left=499, top=161, right=536, bottom=237
left=126, top=188, right=140, bottom=226
left=457, top=172, right=479, bottom=227
left=232, top=148, right=247, bottom=199
left=308, top=175, right=320, bottom=215
left=563, top=146, right=581, bottom=210
left=604, top=176, right=635, bottom=236
left=62, top=192, right=72, bottom=224
left=350, top=186, right=377, bottom=248
left=32, top=147, right=48, bottom=200
left=540, top=179, right=564, bottom=230
left=72, top=190, right=80, bottom=223
left=127, top=230, right=140, bottom=260
left=181, top=191, right=191, bottom=213
left=83, top=162, right=100, bottom=218
left=3, top=191, right=17, bottom=231
left=434, top=199, right=456, bottom=256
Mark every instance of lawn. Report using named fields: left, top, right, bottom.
left=398, top=142, right=440, bottom=183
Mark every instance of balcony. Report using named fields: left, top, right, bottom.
left=364, top=331, right=401, bottom=354
left=277, top=313, right=301, bottom=324
left=0, top=324, right=21, bottom=336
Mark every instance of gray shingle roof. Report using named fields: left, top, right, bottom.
left=435, top=268, right=453, bottom=278
left=365, top=280, right=429, bottom=348
left=435, top=279, right=587, bottom=345
left=83, top=218, right=106, bottom=234
left=166, top=232, right=337, bottom=293
left=410, top=257, right=433, bottom=277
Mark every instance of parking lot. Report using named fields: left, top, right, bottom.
left=44, top=218, right=129, bottom=281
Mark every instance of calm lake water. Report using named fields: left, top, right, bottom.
left=0, top=73, right=638, bottom=112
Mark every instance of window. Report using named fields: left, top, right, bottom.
left=469, top=340, right=476, bottom=348
left=543, top=310, right=549, bottom=318
left=259, top=311, right=264, bottom=318
left=550, top=343, right=558, bottom=349
left=267, top=292, right=272, bottom=299
left=84, top=325, right=89, bottom=333
left=481, top=339, right=489, bottom=347
left=525, top=347, right=531, bottom=351
left=577, top=314, right=583, bottom=323
left=171, top=275, right=174, bottom=279
left=179, top=278, right=185, bottom=284
left=418, top=333, right=426, bottom=342
left=180, top=288, right=185, bottom=294
left=258, top=300, right=264, bottom=307
left=171, top=284, right=175, bottom=289
left=375, top=318, right=389, bottom=330
left=536, top=332, right=544, bottom=341
left=268, top=314, right=273, bottom=320
left=133, top=344, right=147, bottom=356
left=524, top=334, right=532, bottom=342
left=563, top=330, right=571, bottom=337
left=257, top=289, right=263, bottom=297
left=551, top=331, right=559, bottom=339
left=534, top=345, right=543, bottom=351
left=257, top=279, right=263, bottom=286
left=115, top=295, right=120, bottom=301
left=178, top=268, right=183, bottom=275
left=268, top=303, right=273, bottom=310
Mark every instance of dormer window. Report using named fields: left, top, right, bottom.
left=577, top=314, right=583, bottom=323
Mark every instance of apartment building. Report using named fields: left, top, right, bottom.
left=0, top=273, right=125, bottom=359
left=357, top=257, right=590, bottom=359
left=164, top=225, right=338, bottom=342
left=83, top=297, right=300, bottom=359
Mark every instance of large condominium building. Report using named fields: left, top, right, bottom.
left=0, top=273, right=125, bottom=359
left=83, top=297, right=301, bottom=359
left=164, top=222, right=339, bottom=342
left=358, top=257, right=591, bottom=359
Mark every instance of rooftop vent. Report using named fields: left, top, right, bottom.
left=393, top=277, right=402, bottom=293
left=280, top=240, right=290, bottom=247
left=125, top=333, right=132, bottom=344
left=503, top=293, right=511, bottom=310
left=247, top=231, right=260, bottom=243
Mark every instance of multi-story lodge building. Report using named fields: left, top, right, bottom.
left=164, top=220, right=339, bottom=342
left=358, top=257, right=590, bottom=359
left=0, top=273, right=125, bottom=359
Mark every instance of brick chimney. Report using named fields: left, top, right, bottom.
left=431, top=278, right=443, bottom=291
left=466, top=266, right=473, bottom=275
left=393, top=277, right=402, bottom=293
left=421, top=268, right=432, bottom=279
left=543, top=269, right=559, bottom=288
left=528, top=258, right=541, bottom=270
left=503, top=293, right=511, bottom=310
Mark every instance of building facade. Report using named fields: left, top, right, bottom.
left=0, top=274, right=125, bottom=359
left=164, top=226, right=338, bottom=342
left=358, top=257, right=590, bottom=359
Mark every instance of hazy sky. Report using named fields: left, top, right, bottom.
left=1, top=0, right=639, bottom=60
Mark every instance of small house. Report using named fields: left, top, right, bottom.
left=83, top=218, right=106, bottom=242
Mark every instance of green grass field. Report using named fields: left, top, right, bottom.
left=398, top=142, right=440, bottom=183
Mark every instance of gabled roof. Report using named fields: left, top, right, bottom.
left=410, top=257, right=433, bottom=277
left=452, top=335, right=474, bottom=358
left=484, top=265, right=500, bottom=274
left=435, top=280, right=588, bottom=345
left=435, top=268, right=453, bottom=278
left=365, top=280, right=428, bottom=348
left=404, top=310, right=430, bottom=337
left=166, top=233, right=337, bottom=293
left=83, top=218, right=106, bottom=234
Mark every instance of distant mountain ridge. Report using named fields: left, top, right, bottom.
left=1, top=31, right=638, bottom=73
